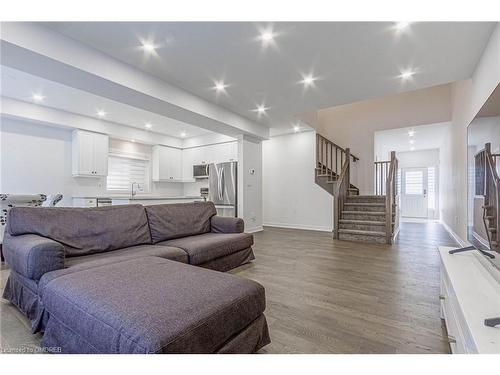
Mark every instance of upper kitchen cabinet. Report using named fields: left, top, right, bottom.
left=152, top=145, right=183, bottom=181
left=72, top=130, right=109, bottom=177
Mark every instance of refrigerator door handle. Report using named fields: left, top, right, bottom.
left=218, top=165, right=223, bottom=201
left=220, top=168, right=225, bottom=201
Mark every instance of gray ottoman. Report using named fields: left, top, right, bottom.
left=38, top=256, right=270, bottom=353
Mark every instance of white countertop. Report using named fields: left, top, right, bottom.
left=73, top=195, right=204, bottom=200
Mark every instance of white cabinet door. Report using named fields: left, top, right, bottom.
left=166, top=147, right=182, bottom=180
left=153, top=146, right=183, bottom=181
left=77, top=131, right=95, bottom=176
left=214, top=142, right=238, bottom=163
left=93, top=133, right=109, bottom=176
left=72, top=130, right=108, bottom=177
left=192, top=147, right=208, bottom=165
left=182, top=148, right=196, bottom=180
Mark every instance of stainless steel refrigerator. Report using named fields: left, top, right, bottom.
left=208, top=162, right=237, bottom=217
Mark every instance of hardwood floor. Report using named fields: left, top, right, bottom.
left=0, top=220, right=456, bottom=354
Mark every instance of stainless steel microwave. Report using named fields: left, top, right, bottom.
left=193, top=164, right=209, bottom=179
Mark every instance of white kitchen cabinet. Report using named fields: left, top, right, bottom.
left=152, top=145, right=183, bottom=181
left=182, top=148, right=196, bottom=180
left=214, top=142, right=238, bottom=163
left=72, top=130, right=109, bottom=177
left=181, top=141, right=238, bottom=181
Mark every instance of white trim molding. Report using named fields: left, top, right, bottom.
left=263, top=222, right=333, bottom=232
left=440, top=220, right=468, bottom=247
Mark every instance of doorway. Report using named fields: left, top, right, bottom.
left=401, top=167, right=428, bottom=218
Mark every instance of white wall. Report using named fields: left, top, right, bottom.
left=238, top=136, right=263, bottom=233
left=441, top=23, right=500, bottom=244
left=397, top=149, right=439, bottom=169
left=262, top=131, right=333, bottom=231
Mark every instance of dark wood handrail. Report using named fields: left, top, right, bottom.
left=316, top=133, right=359, bottom=162
left=333, top=148, right=351, bottom=239
left=483, top=143, right=499, bottom=251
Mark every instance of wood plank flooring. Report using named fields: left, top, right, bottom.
left=0, top=220, right=457, bottom=354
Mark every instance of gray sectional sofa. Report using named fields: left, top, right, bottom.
left=2, top=202, right=270, bottom=353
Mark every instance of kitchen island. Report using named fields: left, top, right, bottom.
left=73, top=196, right=205, bottom=207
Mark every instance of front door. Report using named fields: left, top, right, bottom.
left=401, top=168, right=428, bottom=218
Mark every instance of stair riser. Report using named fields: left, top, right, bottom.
left=346, top=197, right=386, bottom=203
left=338, top=233, right=387, bottom=244
left=341, top=213, right=386, bottom=221
left=343, top=204, right=385, bottom=212
left=339, top=223, right=389, bottom=231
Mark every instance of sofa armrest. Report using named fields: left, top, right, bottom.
left=3, top=232, right=65, bottom=280
left=210, top=216, right=244, bottom=234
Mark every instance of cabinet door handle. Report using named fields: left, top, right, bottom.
left=448, top=335, right=457, bottom=344
left=439, top=294, right=445, bottom=300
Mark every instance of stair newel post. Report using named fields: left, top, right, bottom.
left=385, top=151, right=396, bottom=244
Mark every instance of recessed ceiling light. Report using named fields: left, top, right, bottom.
left=145, top=122, right=152, bottom=130
left=32, top=93, right=45, bottom=103
left=254, top=104, right=269, bottom=115
left=301, top=74, right=317, bottom=87
left=394, top=22, right=411, bottom=32
left=260, top=30, right=275, bottom=43
left=131, top=139, right=136, bottom=143
left=180, top=132, right=187, bottom=138
left=410, top=146, right=415, bottom=151
left=409, top=139, right=415, bottom=145
left=213, top=81, right=227, bottom=92
left=408, top=130, right=415, bottom=137
left=399, top=70, right=416, bottom=80
left=293, top=125, right=300, bottom=132
left=97, top=110, right=107, bottom=118
left=141, top=41, right=156, bottom=53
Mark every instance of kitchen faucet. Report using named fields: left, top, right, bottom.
left=131, top=182, right=138, bottom=197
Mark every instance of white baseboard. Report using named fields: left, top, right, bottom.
left=263, top=222, right=332, bottom=232
left=472, top=231, right=490, bottom=248
left=440, top=220, right=468, bottom=247
left=245, top=226, right=264, bottom=233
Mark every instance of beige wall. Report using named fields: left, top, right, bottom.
left=442, top=23, right=500, bottom=242
left=314, top=84, right=452, bottom=194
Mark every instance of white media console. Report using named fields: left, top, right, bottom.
left=439, top=246, right=500, bottom=353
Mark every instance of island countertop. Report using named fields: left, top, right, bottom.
left=72, top=195, right=204, bottom=200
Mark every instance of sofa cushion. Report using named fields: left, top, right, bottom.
left=157, top=232, right=254, bottom=265
left=65, top=244, right=188, bottom=269
left=7, top=205, right=152, bottom=257
left=145, top=202, right=217, bottom=243
left=39, top=257, right=268, bottom=353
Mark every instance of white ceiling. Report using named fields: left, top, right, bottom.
left=374, top=122, right=450, bottom=159
left=43, top=22, right=496, bottom=135
left=0, top=66, right=212, bottom=139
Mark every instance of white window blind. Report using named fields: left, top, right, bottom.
left=107, top=154, right=150, bottom=192
left=404, top=170, right=423, bottom=195
left=428, top=167, right=436, bottom=209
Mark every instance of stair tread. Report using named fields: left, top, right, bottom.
left=342, top=211, right=386, bottom=215
left=347, top=195, right=385, bottom=198
left=339, top=219, right=386, bottom=225
left=338, top=229, right=386, bottom=236
left=344, top=202, right=386, bottom=206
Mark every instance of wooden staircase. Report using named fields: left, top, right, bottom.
left=480, top=143, right=499, bottom=251
left=315, top=133, right=399, bottom=244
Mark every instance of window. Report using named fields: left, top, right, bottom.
left=107, top=153, right=150, bottom=192
left=404, top=170, right=423, bottom=195
left=428, top=167, right=436, bottom=209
